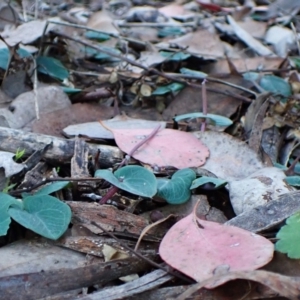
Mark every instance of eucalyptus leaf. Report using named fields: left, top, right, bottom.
left=37, top=56, right=69, bottom=80
left=152, top=83, right=185, bottom=95
left=8, top=195, right=71, bottom=240
left=174, top=112, right=233, bottom=126
left=95, top=166, right=157, bottom=198
left=190, top=176, right=227, bottom=189
left=34, top=181, right=70, bottom=196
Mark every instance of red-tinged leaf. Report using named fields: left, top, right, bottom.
left=112, top=128, right=209, bottom=169
left=196, top=0, right=232, bottom=12
left=196, top=1, right=223, bottom=12
left=159, top=214, right=274, bottom=283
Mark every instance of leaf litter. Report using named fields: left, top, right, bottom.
left=2, top=0, right=300, bottom=299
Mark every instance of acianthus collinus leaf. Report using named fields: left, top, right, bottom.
left=152, top=83, right=185, bottom=95
left=8, top=195, right=71, bottom=240
left=0, top=192, right=23, bottom=236
left=34, top=181, right=70, bottom=196
left=191, top=176, right=227, bottom=189
left=37, top=56, right=69, bottom=80
left=95, top=165, right=157, bottom=198
left=174, top=112, right=233, bottom=127
left=156, top=168, right=196, bottom=204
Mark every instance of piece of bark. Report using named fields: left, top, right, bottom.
left=79, top=269, right=173, bottom=300
left=0, top=127, right=123, bottom=168
left=0, top=256, right=155, bottom=300
left=71, top=137, right=96, bottom=192
left=226, top=190, right=300, bottom=232
left=69, top=201, right=152, bottom=237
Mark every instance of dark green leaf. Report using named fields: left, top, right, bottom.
left=34, top=181, right=70, bottom=196
left=180, top=68, right=207, bottom=78
left=62, top=87, right=82, bottom=94
left=0, top=192, right=23, bottom=236
left=152, top=83, right=185, bottom=95
left=174, top=112, right=233, bottom=126
left=8, top=195, right=71, bottom=240
left=243, top=72, right=260, bottom=81
left=285, top=176, right=300, bottom=187
left=0, top=47, right=31, bottom=70
left=259, top=75, right=292, bottom=98
left=156, top=168, right=196, bottom=204
left=158, top=27, right=185, bottom=38
left=190, top=176, right=227, bottom=189
left=85, top=46, right=121, bottom=62
left=37, top=56, right=69, bottom=80
left=274, top=162, right=288, bottom=170
left=159, top=51, right=190, bottom=61
left=290, top=57, right=300, bottom=69
left=95, top=166, right=157, bottom=198
left=85, top=31, right=111, bottom=41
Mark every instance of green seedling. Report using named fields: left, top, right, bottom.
left=15, top=148, right=25, bottom=161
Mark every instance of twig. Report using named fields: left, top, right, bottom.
left=115, top=21, right=197, bottom=28
left=170, top=73, right=257, bottom=97
left=120, top=124, right=161, bottom=168
left=90, top=221, right=194, bottom=284
left=201, top=79, right=207, bottom=132
left=52, top=31, right=253, bottom=103
left=47, top=20, right=147, bottom=48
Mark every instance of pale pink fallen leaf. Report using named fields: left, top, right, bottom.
left=112, top=128, right=209, bottom=169
left=159, top=214, right=274, bottom=283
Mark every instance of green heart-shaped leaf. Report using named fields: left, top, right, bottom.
left=34, top=181, right=70, bottom=196
left=37, top=56, right=69, bottom=80
left=8, top=195, right=71, bottom=240
left=190, top=176, right=227, bottom=189
left=0, top=192, right=23, bottom=236
left=95, top=165, right=157, bottom=198
left=157, top=168, right=196, bottom=204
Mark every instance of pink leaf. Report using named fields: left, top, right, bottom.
left=159, top=214, right=274, bottom=283
left=112, top=128, right=209, bottom=169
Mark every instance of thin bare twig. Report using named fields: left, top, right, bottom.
left=52, top=31, right=253, bottom=103
left=90, top=221, right=194, bottom=284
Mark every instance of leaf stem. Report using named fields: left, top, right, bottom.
left=201, top=79, right=207, bottom=132
left=101, top=125, right=161, bottom=204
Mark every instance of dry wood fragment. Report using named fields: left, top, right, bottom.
left=0, top=256, right=155, bottom=300
left=0, top=127, right=123, bottom=168
left=79, top=269, right=173, bottom=300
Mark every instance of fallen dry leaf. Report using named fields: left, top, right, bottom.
left=112, top=128, right=210, bottom=169
left=159, top=213, right=274, bottom=283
